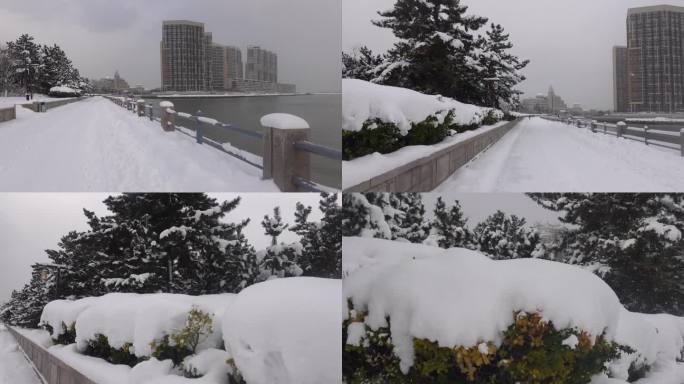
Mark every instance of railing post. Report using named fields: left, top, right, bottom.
left=136, top=100, right=145, bottom=117
left=196, top=110, right=204, bottom=144
left=160, top=101, right=175, bottom=132
left=147, top=104, right=154, bottom=121
left=617, top=121, right=625, bottom=138
left=644, top=125, right=649, bottom=145
left=590, top=122, right=596, bottom=133
left=261, top=113, right=311, bottom=192
left=680, top=128, right=684, bottom=157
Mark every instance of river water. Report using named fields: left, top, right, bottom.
left=146, top=94, right=341, bottom=189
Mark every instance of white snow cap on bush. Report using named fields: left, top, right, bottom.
left=344, top=237, right=624, bottom=373
left=41, top=293, right=234, bottom=358
left=342, top=79, right=502, bottom=135
left=222, top=277, right=342, bottom=384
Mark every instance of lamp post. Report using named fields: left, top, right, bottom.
left=36, top=263, right=67, bottom=299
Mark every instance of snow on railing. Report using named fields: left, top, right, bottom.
left=543, top=114, right=684, bottom=156
left=104, top=96, right=341, bottom=191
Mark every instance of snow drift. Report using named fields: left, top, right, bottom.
left=342, top=79, right=502, bottom=135
left=343, top=237, right=684, bottom=379
left=222, top=277, right=342, bottom=384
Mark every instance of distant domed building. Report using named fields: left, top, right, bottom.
left=92, top=70, right=130, bottom=94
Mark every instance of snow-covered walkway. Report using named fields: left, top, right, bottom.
left=0, top=325, right=42, bottom=384
left=436, top=117, right=684, bottom=192
left=0, top=96, right=278, bottom=191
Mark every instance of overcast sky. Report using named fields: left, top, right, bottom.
left=343, top=0, right=680, bottom=110
left=0, top=193, right=331, bottom=302
left=0, top=0, right=341, bottom=93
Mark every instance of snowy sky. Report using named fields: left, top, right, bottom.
left=421, top=193, right=561, bottom=228
left=343, top=0, right=678, bottom=110
left=0, top=193, right=331, bottom=302
left=0, top=0, right=341, bottom=93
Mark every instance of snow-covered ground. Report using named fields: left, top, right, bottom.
left=343, top=237, right=684, bottom=383
left=0, top=95, right=72, bottom=109
left=436, top=117, right=684, bottom=192
left=21, top=277, right=341, bottom=384
left=0, top=96, right=278, bottom=191
left=0, top=325, right=42, bottom=384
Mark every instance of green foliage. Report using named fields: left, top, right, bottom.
left=226, top=358, right=247, bottom=384
left=481, top=110, right=499, bottom=126
left=84, top=334, right=139, bottom=366
left=151, top=307, right=213, bottom=366
left=343, top=309, right=628, bottom=384
left=48, top=322, right=76, bottom=345
left=343, top=110, right=491, bottom=160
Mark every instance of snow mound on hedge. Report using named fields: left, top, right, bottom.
left=222, top=277, right=342, bottom=384
left=41, top=293, right=235, bottom=358
left=344, top=237, right=623, bottom=372
left=342, top=79, right=501, bottom=135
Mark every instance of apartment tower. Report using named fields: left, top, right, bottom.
left=613, top=46, right=629, bottom=112
left=161, top=20, right=208, bottom=92
left=615, top=5, right=684, bottom=113
left=246, top=46, right=278, bottom=83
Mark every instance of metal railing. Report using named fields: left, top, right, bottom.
left=105, top=96, right=341, bottom=191
left=543, top=114, right=684, bottom=156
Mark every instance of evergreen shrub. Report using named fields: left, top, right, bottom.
left=343, top=110, right=475, bottom=160
left=84, top=334, right=139, bottom=366
left=45, top=321, right=76, bottom=345
left=151, top=307, right=213, bottom=366
left=343, top=306, right=630, bottom=384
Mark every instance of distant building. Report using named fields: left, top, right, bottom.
left=246, top=46, right=277, bottom=83
left=93, top=71, right=130, bottom=94
left=161, top=20, right=208, bottom=92
left=612, top=46, right=629, bottom=112
left=209, top=43, right=226, bottom=91
left=223, top=46, right=243, bottom=90
left=520, top=86, right=568, bottom=114
left=613, top=5, right=684, bottom=113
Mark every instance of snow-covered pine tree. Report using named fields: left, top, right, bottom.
left=342, top=193, right=392, bottom=239
left=529, top=193, right=684, bottom=315
left=371, top=0, right=489, bottom=104
left=38, top=44, right=80, bottom=93
left=473, top=210, right=544, bottom=259
left=476, top=23, right=529, bottom=109
left=427, top=197, right=472, bottom=249
left=6, top=34, right=42, bottom=95
left=342, top=46, right=385, bottom=81
left=0, top=266, right=54, bottom=327
left=258, top=207, right=302, bottom=281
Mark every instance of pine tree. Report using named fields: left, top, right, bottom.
left=529, top=193, right=684, bottom=315
left=342, top=193, right=392, bottom=239
left=0, top=266, right=54, bottom=328
left=6, top=34, right=42, bottom=95
left=476, top=23, right=529, bottom=109
left=342, top=46, right=384, bottom=81
left=473, top=211, right=544, bottom=260
left=370, top=0, right=489, bottom=104
left=428, top=197, right=471, bottom=249
left=258, top=207, right=302, bottom=281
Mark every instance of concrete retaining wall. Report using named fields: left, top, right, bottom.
left=21, top=97, right=86, bottom=112
left=0, top=106, right=16, bottom=123
left=345, top=118, right=522, bottom=192
left=7, top=326, right=96, bottom=384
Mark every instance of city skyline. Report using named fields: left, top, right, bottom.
left=0, top=0, right=341, bottom=93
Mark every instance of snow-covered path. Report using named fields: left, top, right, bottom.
left=0, top=97, right=278, bottom=191
left=0, top=325, right=42, bottom=384
left=436, top=117, right=684, bottom=192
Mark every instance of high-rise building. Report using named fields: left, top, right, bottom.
left=615, top=5, right=684, bottom=113
left=246, top=46, right=277, bottom=83
left=547, top=86, right=568, bottom=112
left=209, top=43, right=226, bottom=91
left=613, top=46, right=629, bottom=112
left=160, top=20, right=208, bottom=92
left=223, top=46, right=244, bottom=89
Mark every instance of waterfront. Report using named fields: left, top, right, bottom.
left=147, top=94, right=341, bottom=188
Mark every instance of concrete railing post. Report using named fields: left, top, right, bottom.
left=603, top=124, right=607, bottom=134
left=590, top=122, right=596, bottom=133
left=261, top=113, right=311, bottom=192
left=159, top=101, right=175, bottom=132
left=147, top=104, right=154, bottom=121
left=680, top=128, right=684, bottom=157
left=644, top=125, right=649, bottom=145
left=136, top=100, right=145, bottom=117
left=196, top=110, right=204, bottom=144
left=617, top=121, right=626, bottom=138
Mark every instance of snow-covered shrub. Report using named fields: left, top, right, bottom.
left=342, top=79, right=505, bottom=160
left=150, top=307, right=213, bottom=366
left=222, top=277, right=341, bottom=384
left=48, top=85, right=81, bottom=98
left=84, top=333, right=139, bottom=366
left=343, top=237, right=684, bottom=383
left=344, top=308, right=624, bottom=384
